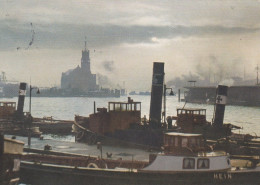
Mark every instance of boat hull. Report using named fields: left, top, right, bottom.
left=75, top=126, right=164, bottom=150
left=20, top=161, right=260, bottom=185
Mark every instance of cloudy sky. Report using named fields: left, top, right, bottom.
left=1, top=0, right=260, bottom=90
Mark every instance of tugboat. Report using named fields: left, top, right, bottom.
left=0, top=82, right=73, bottom=136
left=0, top=83, right=41, bottom=137
left=19, top=131, right=260, bottom=185
left=73, top=97, right=164, bottom=148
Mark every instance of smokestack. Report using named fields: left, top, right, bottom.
left=149, top=62, right=164, bottom=128
left=213, top=85, right=228, bottom=128
left=17, top=82, right=27, bottom=117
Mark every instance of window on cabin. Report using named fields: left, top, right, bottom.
left=175, top=137, right=178, bottom=147
left=183, top=158, right=195, bottom=169
left=127, top=104, right=133, bottom=111
left=109, top=104, right=114, bottom=111
left=197, top=158, right=209, bottom=169
left=196, top=138, right=201, bottom=146
left=189, top=138, right=196, bottom=147
left=121, top=104, right=126, bottom=111
left=181, top=138, right=188, bottom=147
left=171, top=137, right=174, bottom=145
left=115, top=104, right=121, bottom=111
left=136, top=103, right=141, bottom=111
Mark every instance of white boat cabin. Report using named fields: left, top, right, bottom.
left=141, top=133, right=231, bottom=173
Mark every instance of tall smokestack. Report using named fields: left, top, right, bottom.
left=17, top=82, right=27, bottom=117
left=213, top=85, right=228, bottom=128
left=149, top=62, right=164, bottom=128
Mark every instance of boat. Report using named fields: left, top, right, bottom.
left=19, top=132, right=260, bottom=185
left=0, top=72, right=19, bottom=98
left=0, top=101, right=42, bottom=137
left=0, top=134, right=24, bottom=185
left=73, top=97, right=164, bottom=149
left=32, top=116, right=73, bottom=135
left=184, top=85, right=260, bottom=106
left=0, top=82, right=74, bottom=136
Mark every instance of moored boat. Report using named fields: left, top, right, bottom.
left=73, top=97, right=164, bottom=149
left=19, top=132, right=260, bottom=185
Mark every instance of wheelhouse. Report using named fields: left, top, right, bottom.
left=108, top=97, right=141, bottom=112
left=176, top=108, right=208, bottom=133
left=164, top=132, right=205, bottom=155
left=0, top=102, right=16, bottom=119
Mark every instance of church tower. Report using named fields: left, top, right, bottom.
left=81, top=37, right=91, bottom=73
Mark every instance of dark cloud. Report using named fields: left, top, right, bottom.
left=1, top=20, right=260, bottom=50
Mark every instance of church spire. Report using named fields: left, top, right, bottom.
left=81, top=36, right=90, bottom=72
left=85, top=36, right=87, bottom=51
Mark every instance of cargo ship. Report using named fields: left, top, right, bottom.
left=0, top=72, right=19, bottom=98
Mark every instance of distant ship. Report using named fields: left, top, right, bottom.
left=184, top=85, right=260, bottom=106
left=35, top=39, right=124, bottom=98
left=183, top=65, right=260, bottom=106
left=0, top=72, right=19, bottom=98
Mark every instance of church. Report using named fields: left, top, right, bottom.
left=61, top=41, right=99, bottom=93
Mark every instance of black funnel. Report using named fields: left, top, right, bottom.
left=213, top=85, right=228, bottom=128
left=17, top=82, right=27, bottom=117
left=149, top=62, right=164, bottom=128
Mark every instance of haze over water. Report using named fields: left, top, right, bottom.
left=2, top=95, right=260, bottom=135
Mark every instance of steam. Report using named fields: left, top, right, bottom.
left=102, top=61, right=115, bottom=72
left=97, top=73, right=115, bottom=88
left=167, top=55, right=247, bottom=88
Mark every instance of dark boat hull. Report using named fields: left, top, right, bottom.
left=75, top=127, right=165, bottom=150
left=20, top=161, right=260, bottom=185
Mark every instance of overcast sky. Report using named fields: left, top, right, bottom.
left=1, top=0, right=260, bottom=90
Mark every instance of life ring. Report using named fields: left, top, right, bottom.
left=87, top=159, right=107, bottom=169
left=87, top=162, right=99, bottom=168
